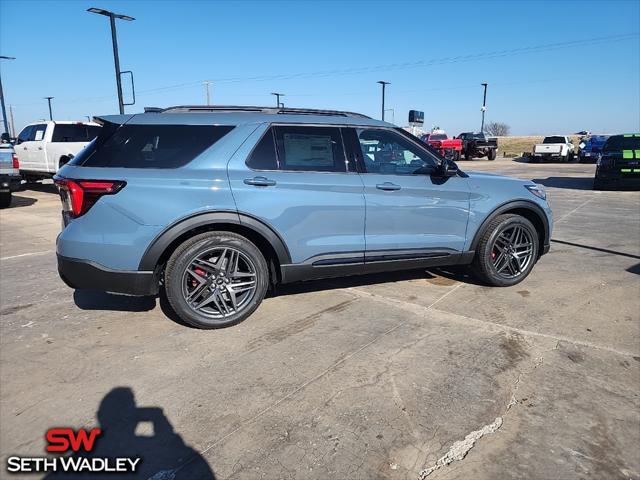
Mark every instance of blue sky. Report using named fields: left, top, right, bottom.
left=1, top=0, right=638, bottom=135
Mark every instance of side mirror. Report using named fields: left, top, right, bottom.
left=438, top=160, right=459, bottom=177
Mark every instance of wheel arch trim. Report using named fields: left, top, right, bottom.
left=138, top=210, right=292, bottom=271
left=469, top=200, right=550, bottom=253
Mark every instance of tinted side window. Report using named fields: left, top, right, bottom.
left=31, top=124, right=48, bottom=141
left=273, top=126, right=346, bottom=172
left=16, top=126, right=33, bottom=145
left=52, top=124, right=101, bottom=142
left=73, top=124, right=234, bottom=168
left=356, top=128, right=438, bottom=175
left=246, top=129, right=278, bottom=170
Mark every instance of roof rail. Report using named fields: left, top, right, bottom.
left=144, top=105, right=371, bottom=119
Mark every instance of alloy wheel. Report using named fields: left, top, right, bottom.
left=490, top=225, right=535, bottom=279
left=181, top=247, right=258, bottom=319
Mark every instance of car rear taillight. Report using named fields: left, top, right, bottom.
left=12, top=154, right=19, bottom=169
left=53, top=177, right=126, bottom=218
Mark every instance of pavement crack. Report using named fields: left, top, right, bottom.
left=417, top=417, right=503, bottom=479
left=505, top=341, right=558, bottom=411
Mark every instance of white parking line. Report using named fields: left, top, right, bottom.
left=0, top=250, right=54, bottom=261
left=554, top=197, right=596, bottom=224
left=349, top=286, right=639, bottom=358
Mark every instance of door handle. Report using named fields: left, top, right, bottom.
left=376, top=182, right=401, bottom=191
left=38, top=146, right=43, bottom=150
left=23, top=147, right=27, bottom=150
left=244, top=176, right=276, bottom=187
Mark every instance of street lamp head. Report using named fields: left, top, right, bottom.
left=481, top=82, right=488, bottom=87
left=0, top=56, right=16, bottom=60
left=377, top=80, right=390, bottom=86
left=87, top=7, right=135, bottom=21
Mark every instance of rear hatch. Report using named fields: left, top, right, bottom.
left=603, top=134, right=640, bottom=176
left=54, top=115, right=235, bottom=225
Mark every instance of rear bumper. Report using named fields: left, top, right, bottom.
left=595, top=169, right=640, bottom=190
left=0, top=174, right=21, bottom=192
left=57, top=254, right=158, bottom=296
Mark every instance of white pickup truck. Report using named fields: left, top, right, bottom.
left=531, top=136, right=575, bottom=163
left=15, top=121, right=101, bottom=181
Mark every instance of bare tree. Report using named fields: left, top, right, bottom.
left=485, top=121, right=511, bottom=136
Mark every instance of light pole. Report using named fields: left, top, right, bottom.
left=377, top=81, right=390, bottom=121
left=87, top=7, right=135, bottom=114
left=203, top=81, right=212, bottom=105
left=0, top=55, right=16, bottom=137
left=480, top=82, right=488, bottom=133
left=44, top=96, right=54, bottom=121
left=271, top=92, right=284, bottom=108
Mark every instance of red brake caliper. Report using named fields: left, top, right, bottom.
left=192, top=268, right=206, bottom=287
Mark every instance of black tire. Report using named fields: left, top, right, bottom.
left=464, top=150, right=472, bottom=161
left=164, top=231, right=269, bottom=329
left=453, top=150, right=461, bottom=161
left=471, top=214, right=539, bottom=287
left=487, top=149, right=497, bottom=161
left=0, top=191, right=11, bottom=208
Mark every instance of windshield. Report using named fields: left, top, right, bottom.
left=603, top=135, right=640, bottom=153
left=472, top=133, right=486, bottom=139
left=543, top=136, right=566, bottom=144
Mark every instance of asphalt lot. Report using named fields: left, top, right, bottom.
left=1, top=158, right=639, bottom=479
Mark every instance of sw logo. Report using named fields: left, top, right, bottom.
left=6, top=427, right=140, bottom=474
left=46, top=428, right=102, bottom=452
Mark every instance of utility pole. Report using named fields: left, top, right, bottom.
left=44, top=97, right=54, bottom=121
left=271, top=92, right=284, bottom=108
left=377, top=81, right=390, bottom=121
left=480, top=82, right=488, bottom=133
left=203, top=81, right=211, bottom=105
left=88, top=8, right=135, bottom=114
left=0, top=55, right=16, bottom=137
left=9, top=105, right=16, bottom=138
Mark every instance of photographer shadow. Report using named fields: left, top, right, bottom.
left=46, top=387, right=215, bottom=479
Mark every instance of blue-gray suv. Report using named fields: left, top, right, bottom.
left=55, top=106, right=552, bottom=328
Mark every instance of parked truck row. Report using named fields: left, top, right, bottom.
left=419, top=130, right=498, bottom=161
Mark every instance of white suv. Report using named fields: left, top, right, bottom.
left=15, top=121, right=101, bottom=181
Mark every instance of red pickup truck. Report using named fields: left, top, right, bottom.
left=419, top=132, right=463, bottom=160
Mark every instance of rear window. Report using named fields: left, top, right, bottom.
left=603, top=135, right=640, bottom=152
left=52, top=124, right=101, bottom=142
left=543, top=136, right=566, bottom=144
left=429, top=134, right=447, bottom=140
left=70, top=124, right=234, bottom=168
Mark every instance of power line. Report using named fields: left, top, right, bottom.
left=8, top=32, right=639, bottom=108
